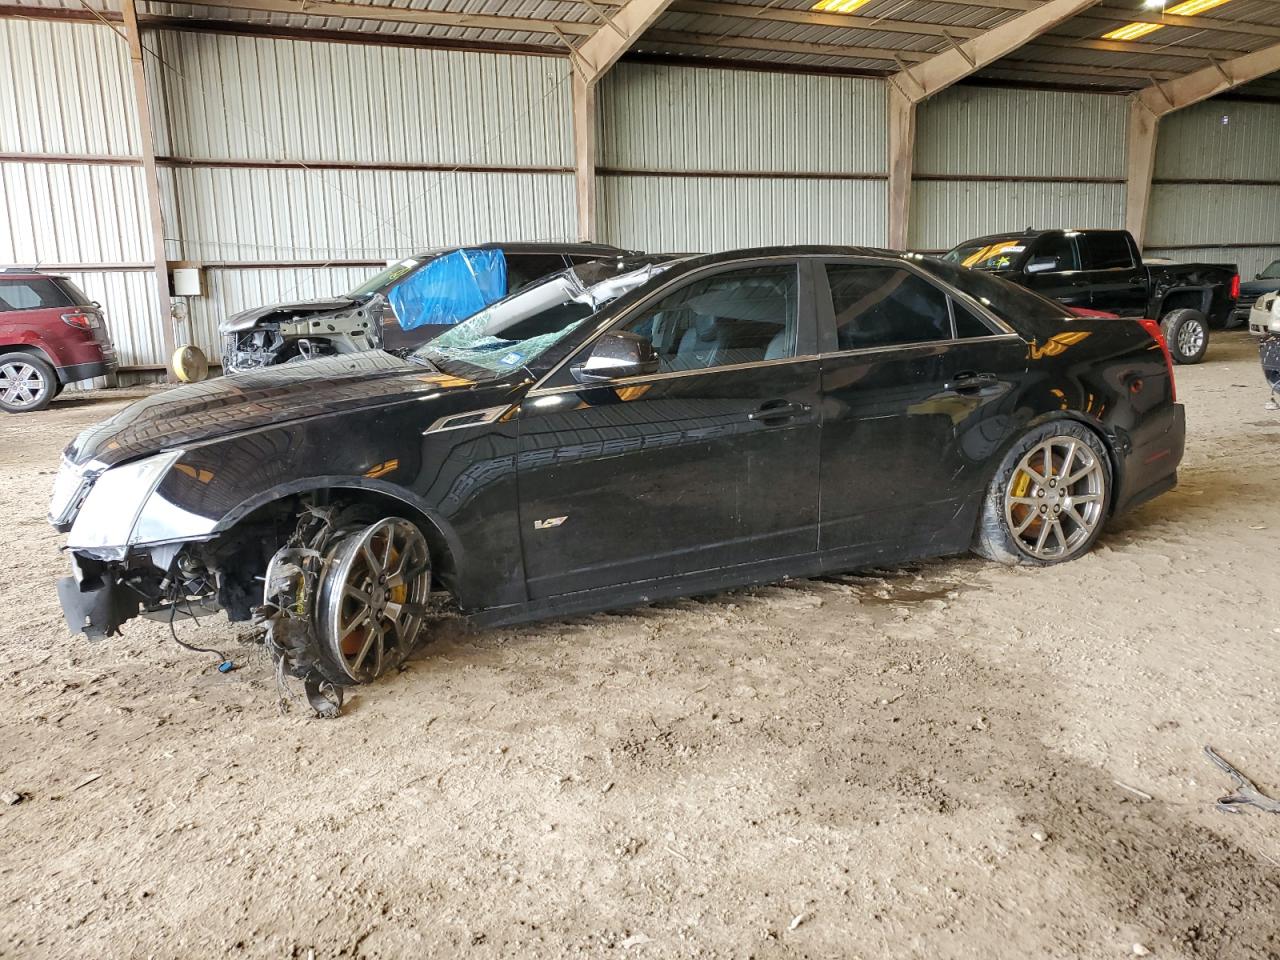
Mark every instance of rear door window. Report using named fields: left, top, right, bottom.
left=0, top=278, right=78, bottom=312
left=1080, top=232, right=1134, bottom=270
left=825, top=264, right=952, bottom=350
left=952, top=300, right=997, bottom=338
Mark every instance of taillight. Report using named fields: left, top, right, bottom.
left=1138, top=318, right=1176, bottom=402
left=61, top=310, right=94, bottom=330
left=1230, top=274, right=1241, bottom=299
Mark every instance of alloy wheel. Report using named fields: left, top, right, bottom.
left=0, top=360, right=45, bottom=410
left=1177, top=318, right=1205, bottom=358
left=317, top=518, right=432, bottom=683
left=1003, top=436, right=1106, bottom=561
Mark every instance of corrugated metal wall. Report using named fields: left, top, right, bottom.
left=146, top=31, right=576, bottom=359
left=598, top=62, right=887, bottom=251
left=0, top=18, right=138, bottom=156
left=911, top=86, right=1127, bottom=251
left=0, top=18, right=158, bottom=377
left=6, top=15, right=1271, bottom=380
left=1144, top=99, right=1280, bottom=279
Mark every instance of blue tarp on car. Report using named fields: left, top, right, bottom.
left=388, top=248, right=508, bottom=331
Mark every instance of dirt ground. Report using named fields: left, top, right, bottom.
left=1, top=332, right=1279, bottom=959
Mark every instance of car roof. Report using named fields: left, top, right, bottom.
left=950, top=228, right=1131, bottom=249
left=0, top=267, right=65, bottom=280
left=662, top=245, right=920, bottom=267
left=408, top=241, right=634, bottom=258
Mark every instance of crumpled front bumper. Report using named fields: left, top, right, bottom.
left=56, top=556, right=140, bottom=640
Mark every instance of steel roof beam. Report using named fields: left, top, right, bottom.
left=1137, top=39, right=1280, bottom=116
left=569, top=1, right=677, bottom=241
left=885, top=0, right=1105, bottom=248
left=1125, top=39, right=1280, bottom=245
left=574, top=0, right=677, bottom=81
left=895, top=0, right=1106, bottom=102
left=170, top=0, right=600, bottom=37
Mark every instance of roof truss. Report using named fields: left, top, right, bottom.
left=893, top=0, right=1106, bottom=102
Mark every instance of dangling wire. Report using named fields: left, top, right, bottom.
left=167, top=594, right=234, bottom=673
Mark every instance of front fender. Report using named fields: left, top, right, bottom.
left=212, top=473, right=465, bottom=563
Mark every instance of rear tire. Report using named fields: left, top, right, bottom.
left=1161, top=308, right=1208, bottom=365
left=0, top=354, right=57, bottom=413
left=972, top=421, right=1112, bottom=566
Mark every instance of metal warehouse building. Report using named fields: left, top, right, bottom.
left=6, top=4, right=1280, bottom=957
left=1, top=0, right=1277, bottom=376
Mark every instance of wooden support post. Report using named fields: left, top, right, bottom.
left=887, top=85, right=916, bottom=251
left=572, top=71, right=598, bottom=243
left=1124, top=98, right=1160, bottom=250
left=120, top=0, right=176, bottom=378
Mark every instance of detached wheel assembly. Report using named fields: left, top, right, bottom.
left=316, top=517, right=432, bottom=684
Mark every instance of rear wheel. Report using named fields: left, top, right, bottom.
left=315, top=517, right=432, bottom=684
left=1161, top=308, right=1208, bottom=365
left=0, top=354, right=57, bottom=413
left=973, top=422, right=1111, bottom=566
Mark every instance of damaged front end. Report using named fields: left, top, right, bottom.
left=220, top=297, right=388, bottom=374
left=51, top=449, right=433, bottom=717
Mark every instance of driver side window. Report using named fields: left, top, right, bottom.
left=620, top=265, right=799, bottom=373
left=1031, top=234, right=1080, bottom=273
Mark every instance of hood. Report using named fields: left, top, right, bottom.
left=1240, top=278, right=1280, bottom=297
left=220, top=297, right=357, bottom=333
left=65, top=352, right=499, bottom=469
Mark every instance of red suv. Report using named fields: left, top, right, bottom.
left=0, top=270, right=118, bottom=413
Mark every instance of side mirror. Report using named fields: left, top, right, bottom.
left=571, top=331, right=659, bottom=384
left=1025, top=257, right=1060, bottom=274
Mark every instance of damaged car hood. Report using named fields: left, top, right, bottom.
left=64, top=352, right=497, bottom=469
left=219, top=297, right=359, bottom=333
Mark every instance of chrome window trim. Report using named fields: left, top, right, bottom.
left=817, top=332, right=1022, bottom=362
left=526, top=355, right=823, bottom=398
left=524, top=251, right=1027, bottom=400
left=524, top=330, right=1022, bottom=400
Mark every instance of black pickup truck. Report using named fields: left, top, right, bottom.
left=945, top=229, right=1238, bottom=364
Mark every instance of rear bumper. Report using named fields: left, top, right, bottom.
left=56, top=359, right=117, bottom=384
left=1113, top=402, right=1185, bottom=515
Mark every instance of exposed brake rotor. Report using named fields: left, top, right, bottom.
left=255, top=507, right=433, bottom=718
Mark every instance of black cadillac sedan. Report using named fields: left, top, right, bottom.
left=49, top=247, right=1184, bottom=712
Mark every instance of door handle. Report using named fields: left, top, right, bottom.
left=945, top=371, right=998, bottom=393
left=748, top=399, right=809, bottom=423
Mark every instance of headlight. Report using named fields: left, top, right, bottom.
left=67, top=450, right=184, bottom=550
left=48, top=456, right=101, bottom=527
